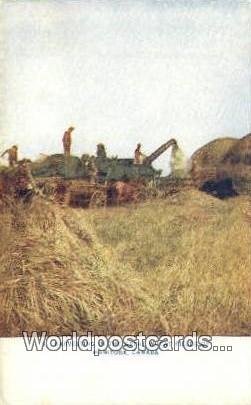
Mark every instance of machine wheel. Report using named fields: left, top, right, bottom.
left=89, top=190, right=107, bottom=208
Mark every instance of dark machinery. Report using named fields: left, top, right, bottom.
left=30, top=139, right=178, bottom=183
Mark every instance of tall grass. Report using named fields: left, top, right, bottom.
left=0, top=199, right=151, bottom=335
left=88, top=190, right=251, bottom=335
left=0, top=190, right=250, bottom=336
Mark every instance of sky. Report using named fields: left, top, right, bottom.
left=0, top=0, right=251, bottom=173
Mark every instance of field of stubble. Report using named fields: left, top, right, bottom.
left=0, top=189, right=250, bottom=336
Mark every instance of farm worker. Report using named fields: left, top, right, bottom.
left=96, top=143, right=107, bottom=158
left=1, top=145, right=18, bottom=167
left=62, top=126, right=75, bottom=156
left=134, top=143, right=145, bottom=165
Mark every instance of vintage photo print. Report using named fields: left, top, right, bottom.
left=0, top=0, right=251, bottom=404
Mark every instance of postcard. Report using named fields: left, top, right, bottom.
left=0, top=1, right=250, bottom=404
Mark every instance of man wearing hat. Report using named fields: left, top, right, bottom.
left=134, top=143, right=144, bottom=165
left=1, top=145, right=18, bottom=167
left=62, top=126, right=75, bottom=156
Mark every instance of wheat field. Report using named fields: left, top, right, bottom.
left=0, top=189, right=250, bottom=336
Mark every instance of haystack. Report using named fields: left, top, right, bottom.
left=219, top=133, right=251, bottom=194
left=190, top=137, right=238, bottom=187
left=0, top=199, right=144, bottom=336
